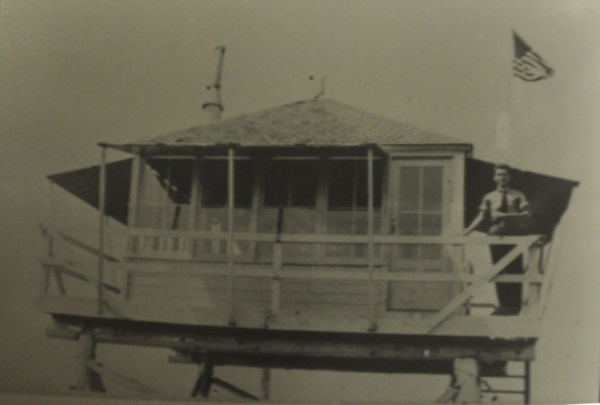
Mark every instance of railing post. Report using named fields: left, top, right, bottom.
left=367, top=148, right=377, bottom=331
left=97, top=146, right=107, bottom=315
left=227, top=147, right=236, bottom=326
left=271, top=243, right=282, bottom=315
left=522, top=237, right=543, bottom=317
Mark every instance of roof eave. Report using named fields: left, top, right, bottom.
left=100, top=142, right=473, bottom=155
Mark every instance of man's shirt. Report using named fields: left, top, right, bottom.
left=479, top=188, right=529, bottom=235
left=479, top=188, right=529, bottom=214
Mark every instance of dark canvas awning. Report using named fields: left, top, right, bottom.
left=465, top=158, right=579, bottom=241
left=48, top=159, right=133, bottom=224
left=47, top=156, right=579, bottom=238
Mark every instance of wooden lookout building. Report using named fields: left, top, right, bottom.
left=40, top=98, right=578, bottom=402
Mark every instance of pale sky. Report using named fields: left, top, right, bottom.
left=1, top=1, right=600, bottom=403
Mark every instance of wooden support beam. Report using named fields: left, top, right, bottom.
left=82, top=323, right=535, bottom=362
left=41, top=264, right=51, bottom=296
left=538, top=241, right=557, bottom=319
left=270, top=243, right=282, bottom=315
left=99, top=296, right=128, bottom=319
left=261, top=368, right=270, bottom=400
left=191, top=359, right=214, bottom=398
left=452, top=358, right=481, bottom=403
left=98, top=146, right=107, bottom=315
left=123, top=226, right=541, bottom=246
left=367, top=148, right=377, bottom=332
left=227, top=147, right=236, bottom=326
left=59, top=230, right=119, bottom=262
left=42, top=257, right=121, bottom=294
left=522, top=242, right=543, bottom=317
left=188, top=157, right=200, bottom=233
left=53, top=268, right=67, bottom=295
left=212, top=377, right=259, bottom=400
left=126, top=152, right=142, bottom=228
left=524, top=360, right=531, bottom=404
left=71, top=333, right=106, bottom=393
left=39, top=223, right=119, bottom=262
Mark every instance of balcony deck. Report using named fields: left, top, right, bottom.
left=39, top=225, right=548, bottom=346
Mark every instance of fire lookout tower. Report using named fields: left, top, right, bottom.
left=40, top=97, right=577, bottom=402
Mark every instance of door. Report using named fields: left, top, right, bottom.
left=387, top=158, right=459, bottom=311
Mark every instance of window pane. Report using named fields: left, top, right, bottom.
left=282, top=208, right=316, bottom=257
left=140, top=162, right=166, bottom=205
left=325, top=210, right=355, bottom=257
left=234, top=160, right=254, bottom=208
left=290, top=161, right=318, bottom=207
left=421, top=214, right=442, bottom=235
left=355, top=160, right=383, bottom=208
left=200, top=160, right=254, bottom=208
left=168, top=160, right=194, bottom=204
left=197, top=207, right=228, bottom=254
left=422, top=166, right=443, bottom=212
left=328, top=161, right=354, bottom=209
left=399, top=166, right=420, bottom=211
left=145, top=159, right=194, bottom=204
left=256, top=208, right=279, bottom=260
left=201, top=160, right=227, bottom=207
left=397, top=213, right=419, bottom=235
left=263, top=160, right=288, bottom=207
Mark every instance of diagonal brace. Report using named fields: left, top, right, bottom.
left=422, top=237, right=538, bottom=334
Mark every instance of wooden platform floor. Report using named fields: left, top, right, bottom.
left=37, top=294, right=542, bottom=340
left=48, top=312, right=535, bottom=374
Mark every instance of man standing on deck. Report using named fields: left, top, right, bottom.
left=464, top=164, right=531, bottom=315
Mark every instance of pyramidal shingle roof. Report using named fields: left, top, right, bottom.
left=145, top=98, right=465, bottom=147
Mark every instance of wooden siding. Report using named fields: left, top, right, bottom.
left=126, top=265, right=385, bottom=316
left=280, top=279, right=385, bottom=315
left=128, top=271, right=271, bottom=312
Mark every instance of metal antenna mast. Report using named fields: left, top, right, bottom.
left=203, top=46, right=226, bottom=123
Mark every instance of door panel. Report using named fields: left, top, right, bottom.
left=387, top=159, right=460, bottom=311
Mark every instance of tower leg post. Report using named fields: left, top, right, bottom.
left=71, top=333, right=105, bottom=393
left=192, top=359, right=214, bottom=398
left=452, top=358, right=482, bottom=404
left=261, top=367, right=271, bottom=400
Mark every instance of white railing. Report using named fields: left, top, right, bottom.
left=39, top=223, right=546, bottom=332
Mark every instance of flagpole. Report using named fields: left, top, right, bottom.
left=496, top=30, right=515, bottom=158
left=507, top=30, right=515, bottom=146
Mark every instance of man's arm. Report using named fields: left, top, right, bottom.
left=492, top=192, right=531, bottom=220
left=464, top=211, right=485, bottom=236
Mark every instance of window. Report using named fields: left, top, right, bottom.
left=131, top=157, right=195, bottom=258
left=200, top=160, right=254, bottom=208
left=258, top=160, right=320, bottom=260
left=196, top=159, right=255, bottom=256
left=326, top=160, right=383, bottom=258
left=396, top=165, right=444, bottom=260
left=263, top=160, right=319, bottom=207
left=137, top=158, right=194, bottom=230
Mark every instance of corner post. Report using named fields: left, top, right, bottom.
left=227, top=147, right=236, bottom=326
left=367, top=148, right=377, bottom=331
left=522, top=236, right=543, bottom=317
left=98, top=146, right=107, bottom=315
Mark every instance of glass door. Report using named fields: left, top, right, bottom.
left=387, top=158, right=459, bottom=311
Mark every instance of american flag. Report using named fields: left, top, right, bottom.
left=513, top=32, right=554, bottom=82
